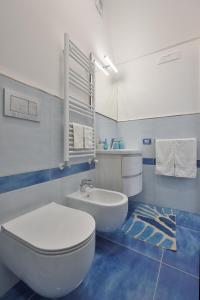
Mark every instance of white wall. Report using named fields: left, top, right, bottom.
left=0, top=0, right=113, bottom=98
left=104, top=0, right=200, bottom=121
left=96, top=113, right=118, bottom=143
left=118, top=114, right=200, bottom=213
left=95, top=71, right=118, bottom=120
left=117, top=39, right=200, bottom=121
left=104, top=0, right=200, bottom=63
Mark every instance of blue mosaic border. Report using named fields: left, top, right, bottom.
left=0, top=159, right=199, bottom=194
left=0, top=162, right=95, bottom=194
left=143, top=158, right=200, bottom=167
left=143, top=158, right=156, bottom=165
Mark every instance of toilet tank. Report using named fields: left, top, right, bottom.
left=96, top=149, right=143, bottom=197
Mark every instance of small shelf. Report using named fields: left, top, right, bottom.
left=96, top=149, right=142, bottom=155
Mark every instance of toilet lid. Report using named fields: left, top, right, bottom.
left=1, top=202, right=95, bottom=254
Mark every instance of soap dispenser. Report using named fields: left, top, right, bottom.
left=104, top=138, right=109, bottom=150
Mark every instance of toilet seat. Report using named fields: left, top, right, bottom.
left=1, top=202, right=96, bottom=298
left=1, top=202, right=95, bottom=255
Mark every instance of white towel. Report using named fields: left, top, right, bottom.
left=84, top=126, right=93, bottom=149
left=156, top=139, right=175, bottom=176
left=175, top=138, right=197, bottom=178
left=73, top=123, right=84, bottom=149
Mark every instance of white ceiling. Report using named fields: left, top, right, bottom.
left=104, top=0, right=200, bottom=64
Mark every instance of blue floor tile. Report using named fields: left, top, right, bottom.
left=155, top=264, right=199, bottom=300
left=62, top=237, right=159, bottom=300
left=31, top=237, right=159, bottom=300
left=2, top=222, right=199, bottom=300
left=1, top=281, right=34, bottom=300
left=163, top=226, right=200, bottom=277
left=176, top=209, right=200, bottom=231
left=98, top=226, right=163, bottom=261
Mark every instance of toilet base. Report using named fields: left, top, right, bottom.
left=0, top=231, right=95, bottom=298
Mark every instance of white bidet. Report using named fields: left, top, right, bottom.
left=66, top=188, right=128, bottom=232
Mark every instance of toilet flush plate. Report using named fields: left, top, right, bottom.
left=3, top=88, right=40, bottom=122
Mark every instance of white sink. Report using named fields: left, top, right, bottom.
left=66, top=188, right=128, bottom=232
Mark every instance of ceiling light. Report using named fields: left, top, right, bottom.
left=104, top=56, right=118, bottom=73
left=95, top=60, right=109, bottom=76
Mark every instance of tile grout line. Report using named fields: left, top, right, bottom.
left=105, top=237, right=200, bottom=279
left=162, top=262, right=200, bottom=279
left=100, top=235, right=200, bottom=280
left=27, top=293, right=36, bottom=300
left=98, top=235, right=162, bottom=263
left=152, top=249, right=164, bottom=300
left=98, top=236, right=200, bottom=279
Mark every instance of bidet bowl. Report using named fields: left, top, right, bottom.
left=66, top=188, right=128, bottom=232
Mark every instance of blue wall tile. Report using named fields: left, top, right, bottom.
left=143, top=158, right=156, bottom=165
left=10, top=169, right=50, bottom=191
left=143, top=158, right=200, bottom=167
left=0, top=157, right=198, bottom=195
left=0, top=163, right=95, bottom=194
left=0, top=176, right=13, bottom=194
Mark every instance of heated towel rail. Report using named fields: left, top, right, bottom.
left=63, top=33, right=96, bottom=164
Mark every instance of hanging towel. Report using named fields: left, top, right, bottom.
left=84, top=126, right=93, bottom=149
left=73, top=123, right=84, bottom=149
left=155, top=139, right=175, bottom=176
left=175, top=138, right=197, bottom=178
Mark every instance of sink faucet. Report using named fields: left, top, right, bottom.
left=80, top=179, right=94, bottom=193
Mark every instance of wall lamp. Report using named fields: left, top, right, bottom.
left=104, top=56, right=118, bottom=73
left=95, top=60, right=109, bottom=76
left=95, top=56, right=118, bottom=76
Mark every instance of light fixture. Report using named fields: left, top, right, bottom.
left=104, top=56, right=118, bottom=73
left=95, top=60, right=109, bottom=76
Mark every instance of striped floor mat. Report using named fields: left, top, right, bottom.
left=122, top=204, right=176, bottom=251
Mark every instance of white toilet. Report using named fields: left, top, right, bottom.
left=0, top=202, right=95, bottom=298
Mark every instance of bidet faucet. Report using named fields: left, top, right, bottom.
left=80, top=179, right=94, bottom=193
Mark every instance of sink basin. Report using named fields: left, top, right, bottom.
left=66, top=188, right=128, bottom=232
